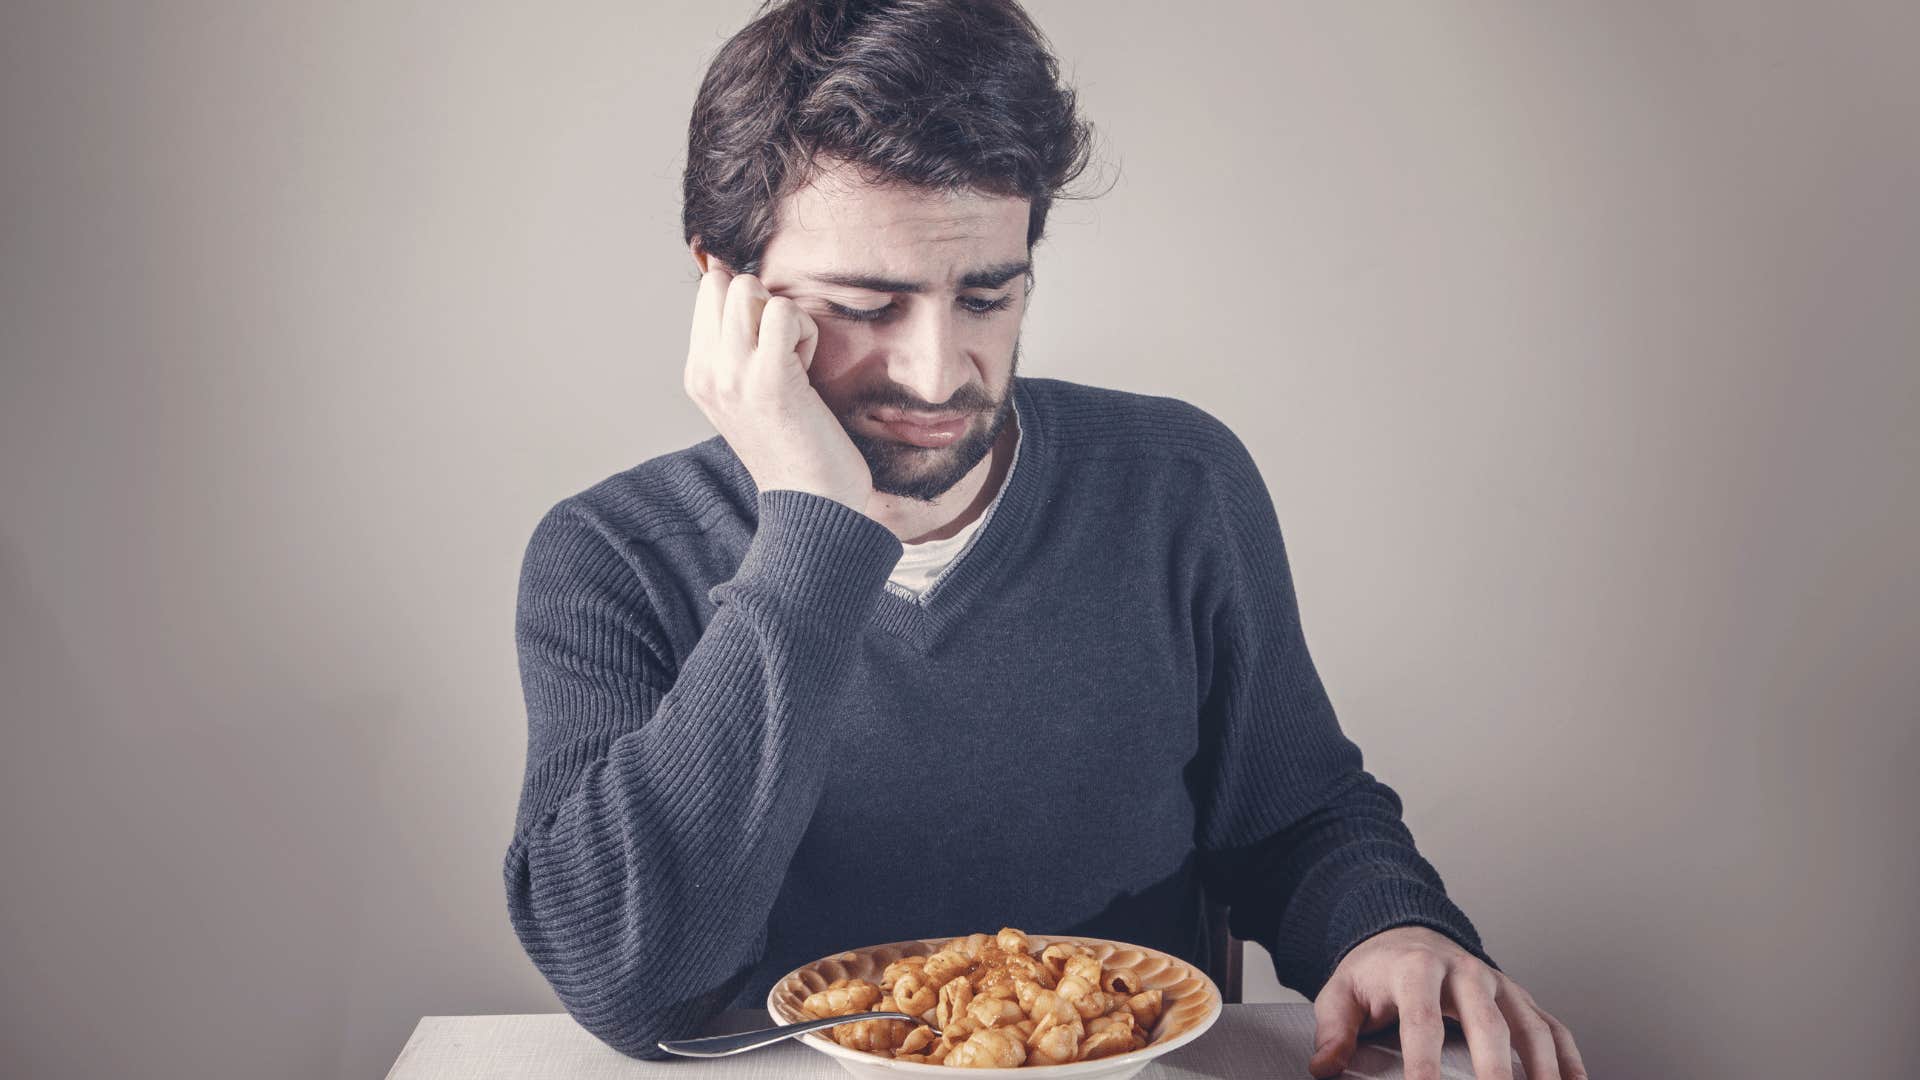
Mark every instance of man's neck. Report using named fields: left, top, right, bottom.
left=864, top=409, right=1020, bottom=544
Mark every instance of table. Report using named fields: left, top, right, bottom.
left=386, top=1005, right=1491, bottom=1079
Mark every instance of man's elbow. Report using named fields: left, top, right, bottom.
left=563, top=980, right=746, bottom=1062
left=502, top=839, right=751, bottom=1058
left=585, top=1013, right=679, bottom=1062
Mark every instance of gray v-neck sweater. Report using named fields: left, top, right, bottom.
left=506, top=375, right=1494, bottom=1060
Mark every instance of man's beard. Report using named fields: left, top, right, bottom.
left=839, top=345, right=1020, bottom=502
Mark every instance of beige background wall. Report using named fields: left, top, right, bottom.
left=3, top=2, right=1916, bottom=1077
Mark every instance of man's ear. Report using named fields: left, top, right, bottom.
left=688, top=237, right=728, bottom=274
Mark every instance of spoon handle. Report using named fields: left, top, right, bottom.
left=656, top=1011, right=922, bottom=1058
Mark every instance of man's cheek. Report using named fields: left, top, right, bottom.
left=808, top=342, right=877, bottom=400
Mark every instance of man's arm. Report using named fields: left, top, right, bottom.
left=1186, top=415, right=1496, bottom=998
left=504, top=488, right=901, bottom=1060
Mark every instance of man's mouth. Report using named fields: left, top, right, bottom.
left=868, top=408, right=972, bottom=448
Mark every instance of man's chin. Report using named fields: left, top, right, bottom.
left=861, top=447, right=975, bottom=502
left=850, top=427, right=994, bottom=502
left=842, top=387, right=1015, bottom=502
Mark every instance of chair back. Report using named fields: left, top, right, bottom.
left=1202, top=896, right=1244, bottom=1004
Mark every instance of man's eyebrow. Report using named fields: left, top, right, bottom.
left=805, top=260, right=1031, bottom=294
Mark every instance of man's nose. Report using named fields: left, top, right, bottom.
left=887, top=304, right=972, bottom=408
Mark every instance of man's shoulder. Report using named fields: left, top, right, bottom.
left=1023, top=375, right=1247, bottom=464
left=529, top=435, right=754, bottom=557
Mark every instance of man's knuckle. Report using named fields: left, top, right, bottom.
left=1452, top=953, right=1490, bottom=975
left=1399, top=1002, right=1441, bottom=1028
left=1469, top=1002, right=1509, bottom=1034
left=1517, top=1011, right=1555, bottom=1047
left=1394, top=954, right=1440, bottom=987
left=1406, top=946, right=1445, bottom=969
left=1397, top=957, right=1428, bottom=991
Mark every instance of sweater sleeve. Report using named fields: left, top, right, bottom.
left=1188, top=421, right=1499, bottom=999
left=503, top=488, right=903, bottom=1060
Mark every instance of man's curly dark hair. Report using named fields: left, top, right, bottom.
left=681, top=0, right=1104, bottom=277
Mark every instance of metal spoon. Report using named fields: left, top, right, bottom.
left=657, top=1011, right=935, bottom=1058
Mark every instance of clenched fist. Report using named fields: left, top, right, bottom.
left=682, top=268, right=874, bottom=512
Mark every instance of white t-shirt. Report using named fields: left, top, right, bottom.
left=884, top=425, right=1022, bottom=601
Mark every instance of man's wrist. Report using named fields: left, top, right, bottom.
left=707, top=488, right=903, bottom=626
left=1321, top=877, right=1498, bottom=988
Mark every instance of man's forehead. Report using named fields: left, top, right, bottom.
left=781, top=184, right=1024, bottom=241
left=790, top=156, right=1022, bottom=215
left=764, top=161, right=1029, bottom=289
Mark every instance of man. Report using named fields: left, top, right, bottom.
left=506, top=2, right=1586, bottom=1078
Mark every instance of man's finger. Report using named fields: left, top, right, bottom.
left=720, top=272, right=769, bottom=361
left=1393, top=956, right=1448, bottom=1080
left=1497, top=987, right=1560, bottom=1080
left=750, top=296, right=812, bottom=375
left=1442, top=966, right=1513, bottom=1080
left=1540, top=1007, right=1590, bottom=1080
left=792, top=305, right=820, bottom=372
left=1307, top=973, right=1362, bottom=1079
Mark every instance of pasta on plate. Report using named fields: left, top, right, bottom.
left=800, top=927, right=1167, bottom=1068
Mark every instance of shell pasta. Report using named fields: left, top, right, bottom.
left=799, top=927, right=1167, bottom=1067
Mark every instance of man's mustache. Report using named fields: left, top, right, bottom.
left=850, top=387, right=997, bottom=414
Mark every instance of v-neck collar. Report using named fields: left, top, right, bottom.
left=708, top=376, right=1048, bottom=655
left=869, top=375, right=1045, bottom=653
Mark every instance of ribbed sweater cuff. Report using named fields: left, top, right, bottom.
left=709, top=489, right=903, bottom=625
left=1320, top=877, right=1501, bottom=990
